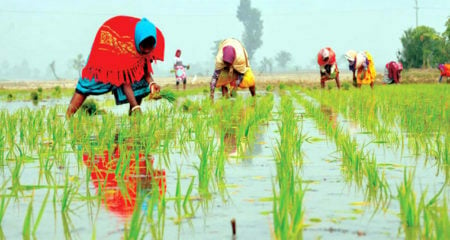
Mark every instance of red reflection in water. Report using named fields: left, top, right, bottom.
left=82, top=148, right=166, bottom=219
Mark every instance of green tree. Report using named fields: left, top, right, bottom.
left=275, top=51, right=292, bottom=70
left=444, top=17, right=450, bottom=41
left=236, top=0, right=263, bottom=60
left=49, top=61, right=61, bottom=80
left=72, top=54, right=85, bottom=78
left=259, top=57, right=273, bottom=73
left=399, top=26, right=446, bottom=68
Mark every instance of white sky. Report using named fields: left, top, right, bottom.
left=0, top=0, right=449, bottom=79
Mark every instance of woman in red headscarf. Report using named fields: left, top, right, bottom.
left=317, top=47, right=340, bottom=89
left=66, top=16, right=165, bottom=117
left=210, top=38, right=256, bottom=99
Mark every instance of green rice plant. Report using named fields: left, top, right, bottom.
left=61, top=212, right=74, bottom=240
left=149, top=89, right=177, bottom=104
left=81, top=99, right=99, bottom=116
left=30, top=91, right=39, bottom=105
left=337, top=135, right=364, bottom=186
left=61, top=169, right=78, bottom=213
left=124, top=194, right=147, bottom=239
left=174, top=167, right=183, bottom=223
left=182, top=176, right=195, bottom=218
left=364, top=154, right=390, bottom=211
left=6, top=93, right=13, bottom=102
left=32, top=189, right=50, bottom=236
left=22, top=197, right=33, bottom=240
left=146, top=186, right=167, bottom=240
left=397, top=168, right=420, bottom=228
left=293, top=89, right=393, bottom=211
left=0, top=183, right=11, bottom=224
left=272, top=95, right=306, bottom=239
left=52, top=85, right=62, bottom=98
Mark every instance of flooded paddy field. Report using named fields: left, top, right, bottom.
left=0, top=83, right=448, bottom=239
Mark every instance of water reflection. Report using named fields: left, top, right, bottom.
left=82, top=146, right=166, bottom=219
left=320, top=104, right=337, bottom=130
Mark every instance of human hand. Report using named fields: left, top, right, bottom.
left=150, top=83, right=160, bottom=93
left=230, top=87, right=237, bottom=97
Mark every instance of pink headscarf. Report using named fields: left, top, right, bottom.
left=222, top=45, right=236, bottom=64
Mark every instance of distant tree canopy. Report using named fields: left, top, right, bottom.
left=399, top=18, right=449, bottom=69
left=275, top=51, right=292, bottom=69
left=236, top=0, right=263, bottom=60
left=259, top=57, right=273, bottom=73
left=49, top=61, right=61, bottom=80
left=72, top=54, right=85, bottom=78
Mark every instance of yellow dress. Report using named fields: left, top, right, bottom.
left=216, top=67, right=255, bottom=88
left=214, top=38, right=255, bottom=88
left=357, top=51, right=376, bottom=85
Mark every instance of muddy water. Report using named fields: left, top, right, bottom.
left=0, top=91, right=447, bottom=239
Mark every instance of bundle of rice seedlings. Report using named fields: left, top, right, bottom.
left=149, top=89, right=176, bottom=103
left=81, top=99, right=98, bottom=115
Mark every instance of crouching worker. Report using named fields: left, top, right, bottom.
left=383, top=61, right=403, bottom=84
left=317, top=47, right=340, bottom=89
left=210, top=38, right=256, bottom=100
left=438, top=63, right=450, bottom=83
left=66, top=15, right=165, bottom=117
left=173, top=49, right=190, bottom=90
left=345, top=50, right=376, bottom=89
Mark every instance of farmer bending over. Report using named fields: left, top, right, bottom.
left=383, top=61, right=403, bottom=84
left=317, top=47, right=340, bottom=89
left=345, top=50, right=376, bottom=89
left=210, top=38, right=256, bottom=100
left=66, top=16, right=164, bottom=117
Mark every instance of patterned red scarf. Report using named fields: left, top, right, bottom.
left=82, top=16, right=165, bottom=86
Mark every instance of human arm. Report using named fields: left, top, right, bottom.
left=394, top=70, right=400, bottom=84
left=235, top=72, right=244, bottom=87
left=210, top=69, right=220, bottom=99
left=144, top=64, right=160, bottom=93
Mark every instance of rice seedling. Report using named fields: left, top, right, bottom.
left=272, top=95, right=306, bottom=239
left=148, top=89, right=177, bottom=104
left=397, top=168, right=420, bottom=228
left=145, top=185, right=167, bottom=240
left=123, top=195, right=147, bottom=239
left=80, top=99, right=99, bottom=116
left=30, top=91, right=39, bottom=105
left=52, top=86, right=62, bottom=98
left=32, top=189, right=50, bottom=236
left=61, top=211, right=74, bottom=240
left=23, top=196, right=33, bottom=240
left=293, top=89, right=392, bottom=212
left=6, top=93, right=13, bottom=102
left=0, top=181, right=11, bottom=224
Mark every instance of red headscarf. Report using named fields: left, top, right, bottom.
left=82, top=16, right=165, bottom=86
left=175, top=49, right=181, bottom=57
left=222, top=45, right=236, bottom=64
left=317, top=47, right=336, bottom=66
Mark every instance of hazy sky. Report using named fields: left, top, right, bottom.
left=0, top=0, right=449, bottom=79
